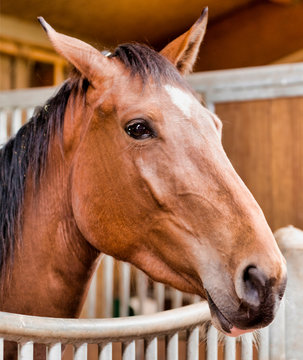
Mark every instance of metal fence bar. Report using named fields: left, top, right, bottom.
left=205, top=100, right=215, bottom=113
left=192, top=295, right=201, bottom=303
left=47, top=343, right=61, bottom=360
left=122, top=341, right=135, bottom=360
left=86, top=271, right=97, bottom=318
left=171, top=289, right=182, bottom=309
left=275, top=227, right=303, bottom=360
left=119, top=262, right=131, bottom=317
left=187, top=326, right=199, bottom=360
left=18, top=341, right=34, bottom=360
left=0, top=110, right=8, bottom=146
left=26, top=107, right=35, bottom=120
left=144, top=337, right=157, bottom=360
left=258, top=327, right=269, bottom=360
left=154, top=282, right=165, bottom=312
left=74, top=343, right=87, bottom=360
left=137, top=269, right=148, bottom=315
left=11, top=108, right=22, bottom=137
left=269, top=297, right=285, bottom=360
left=98, top=342, right=112, bottom=360
left=241, top=333, right=253, bottom=360
left=166, top=333, right=178, bottom=360
left=102, top=256, right=114, bottom=318
left=0, top=338, right=3, bottom=360
left=224, top=336, right=236, bottom=360
left=206, top=326, right=218, bottom=360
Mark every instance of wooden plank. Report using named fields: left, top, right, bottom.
left=269, top=0, right=297, bottom=4
left=0, top=54, right=13, bottom=90
left=272, top=48, right=303, bottom=64
left=54, top=62, right=65, bottom=85
left=0, top=14, right=53, bottom=50
left=217, top=96, right=303, bottom=231
left=0, top=39, right=66, bottom=65
left=15, top=57, right=30, bottom=89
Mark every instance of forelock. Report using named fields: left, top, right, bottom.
left=109, top=43, right=190, bottom=89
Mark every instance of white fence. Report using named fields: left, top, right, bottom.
left=0, top=225, right=297, bottom=360
left=0, top=302, right=210, bottom=360
left=1, top=63, right=303, bottom=359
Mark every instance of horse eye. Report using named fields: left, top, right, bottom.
left=125, top=120, right=155, bottom=140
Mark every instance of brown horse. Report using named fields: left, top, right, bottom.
left=0, top=8, right=286, bottom=359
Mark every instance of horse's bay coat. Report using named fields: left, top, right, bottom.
left=0, top=8, right=286, bottom=359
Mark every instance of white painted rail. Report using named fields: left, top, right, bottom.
left=0, top=302, right=210, bottom=344
left=0, top=303, right=211, bottom=359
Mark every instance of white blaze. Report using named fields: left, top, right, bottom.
left=164, top=84, right=195, bottom=118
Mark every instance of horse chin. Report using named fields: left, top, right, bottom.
left=206, top=291, right=254, bottom=337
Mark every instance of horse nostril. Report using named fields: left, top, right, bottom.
left=242, top=266, right=267, bottom=308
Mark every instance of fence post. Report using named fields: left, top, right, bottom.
left=274, top=226, right=303, bottom=360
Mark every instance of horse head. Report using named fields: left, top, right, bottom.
left=39, top=9, right=286, bottom=336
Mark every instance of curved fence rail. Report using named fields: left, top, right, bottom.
left=0, top=302, right=258, bottom=360
left=0, top=303, right=209, bottom=360
left=0, top=302, right=210, bottom=344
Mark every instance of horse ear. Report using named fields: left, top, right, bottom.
left=160, top=8, right=208, bottom=75
left=37, top=17, right=112, bottom=86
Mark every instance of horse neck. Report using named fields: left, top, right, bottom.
left=0, top=127, right=99, bottom=318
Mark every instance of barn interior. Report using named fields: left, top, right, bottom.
left=0, top=1, right=303, bottom=359
left=1, top=0, right=303, bottom=89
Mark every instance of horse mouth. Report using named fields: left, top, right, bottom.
left=206, top=291, right=233, bottom=333
left=206, top=291, right=256, bottom=337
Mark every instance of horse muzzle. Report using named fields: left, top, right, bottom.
left=206, top=264, right=287, bottom=336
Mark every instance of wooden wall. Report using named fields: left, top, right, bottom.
left=217, top=96, right=303, bottom=232
left=195, top=2, right=303, bottom=71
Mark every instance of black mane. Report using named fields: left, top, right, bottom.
left=0, top=79, right=80, bottom=281
left=0, top=43, right=187, bottom=281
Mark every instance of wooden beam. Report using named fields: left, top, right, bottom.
left=272, top=48, right=303, bottom=64
left=195, top=2, right=303, bottom=71
left=0, top=14, right=52, bottom=50
left=0, top=54, right=13, bottom=90
left=0, top=37, right=67, bottom=89
left=268, top=0, right=299, bottom=4
left=54, top=62, right=65, bottom=85
left=0, top=38, right=66, bottom=65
